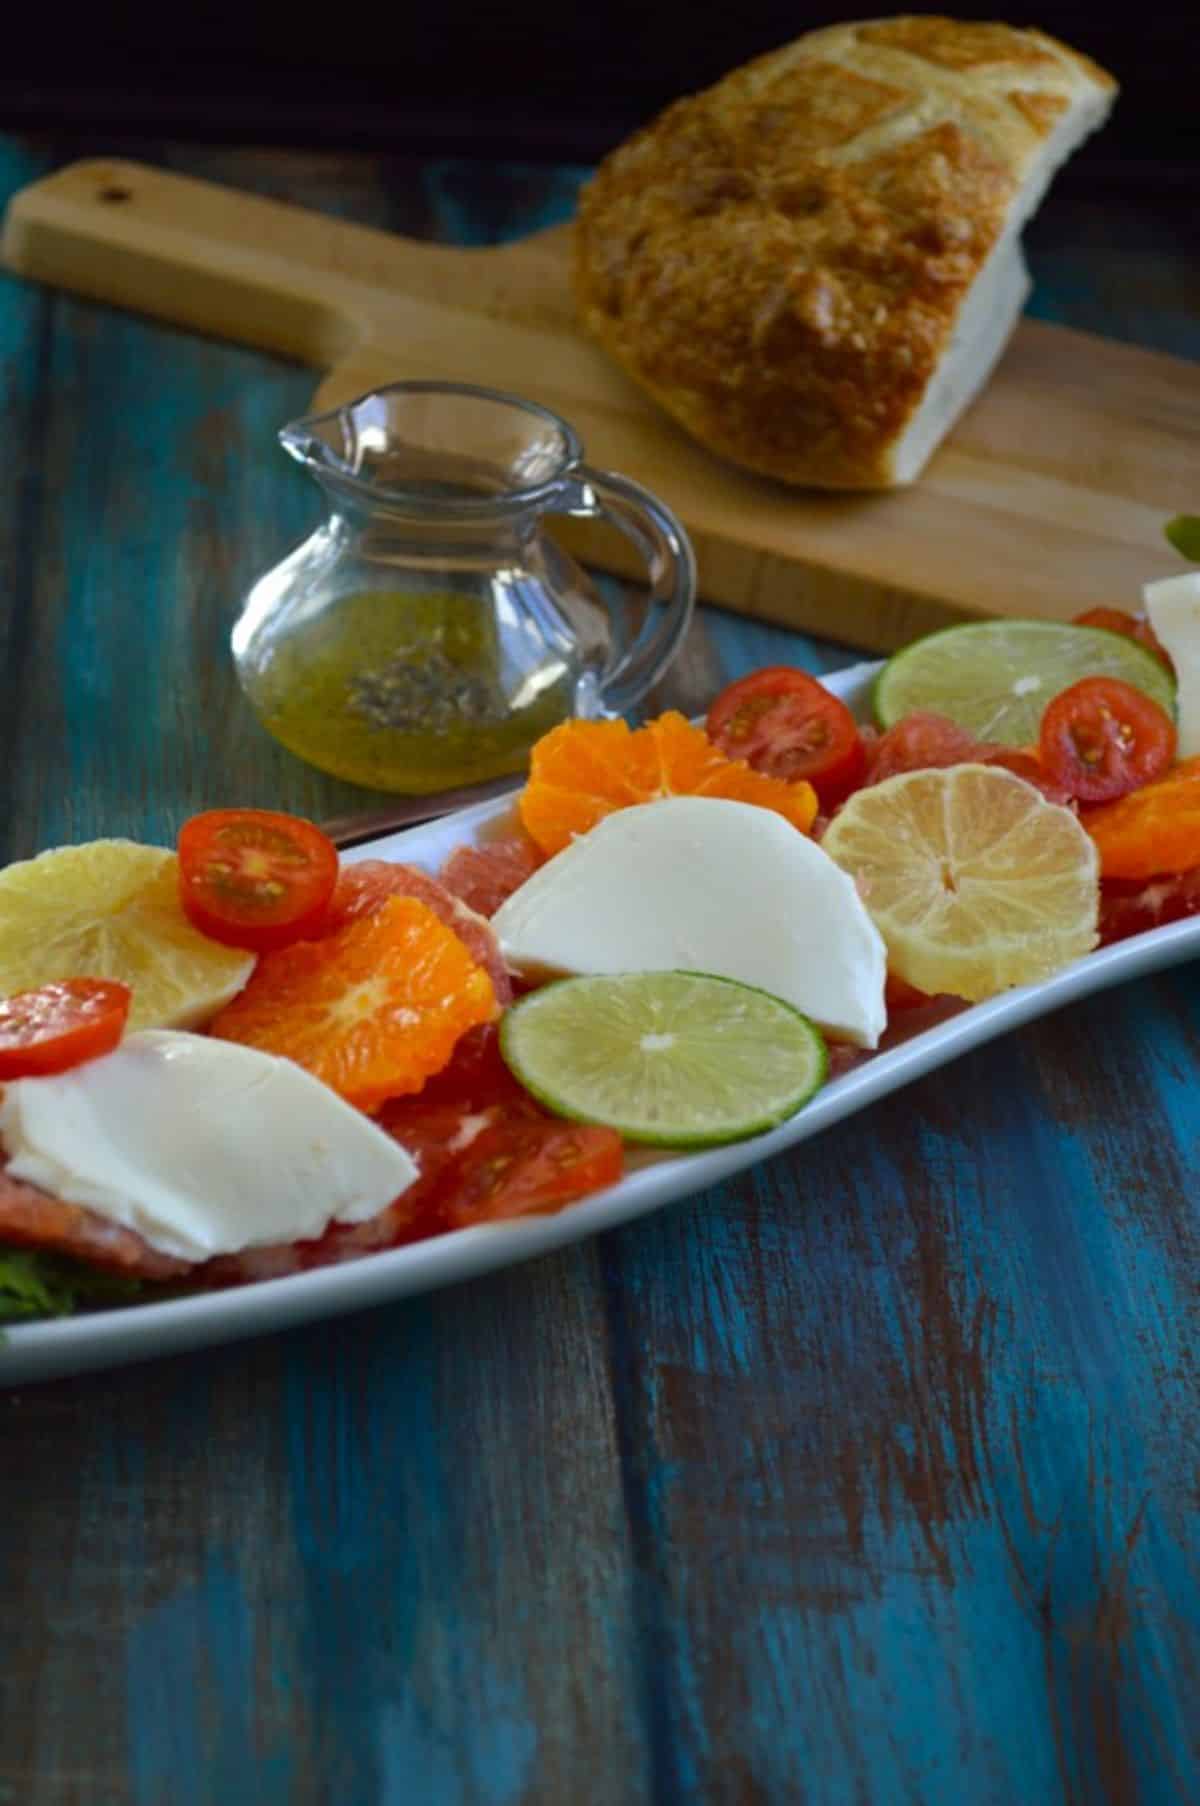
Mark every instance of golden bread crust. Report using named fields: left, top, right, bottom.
left=573, top=17, right=1116, bottom=488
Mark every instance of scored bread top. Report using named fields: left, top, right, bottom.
left=572, top=17, right=1116, bottom=489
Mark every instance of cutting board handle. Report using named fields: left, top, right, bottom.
left=2, top=159, right=383, bottom=363
left=1, top=157, right=574, bottom=367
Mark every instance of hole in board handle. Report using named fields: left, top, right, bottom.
left=98, top=185, right=132, bottom=204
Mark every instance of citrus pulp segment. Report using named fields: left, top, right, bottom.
left=499, top=970, right=829, bottom=1147
left=873, top=620, right=1176, bottom=746
left=0, top=841, right=255, bottom=1031
left=820, top=765, right=1099, bottom=1001
left=210, top=895, right=497, bottom=1111
left=518, top=712, right=817, bottom=856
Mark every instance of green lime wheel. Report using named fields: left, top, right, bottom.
left=499, top=970, right=829, bottom=1149
left=873, top=619, right=1175, bottom=746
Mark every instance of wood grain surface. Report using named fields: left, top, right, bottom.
left=0, top=135, right=1198, bottom=1806
left=6, top=155, right=1199, bottom=652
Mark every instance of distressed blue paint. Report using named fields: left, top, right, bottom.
left=702, top=605, right=861, bottom=683
left=42, top=316, right=312, bottom=845
left=590, top=1011, right=1200, bottom=1799
left=279, top=1304, right=546, bottom=1804
left=377, top=1681, right=538, bottom=1806
left=125, top=1557, right=293, bottom=1806
left=0, top=139, right=55, bottom=872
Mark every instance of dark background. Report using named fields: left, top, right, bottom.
left=2, top=2, right=1196, bottom=167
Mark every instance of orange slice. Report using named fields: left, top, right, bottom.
left=322, top=860, right=512, bottom=1004
left=210, top=895, right=495, bottom=1111
left=1081, top=755, right=1200, bottom=878
left=519, top=711, right=818, bottom=857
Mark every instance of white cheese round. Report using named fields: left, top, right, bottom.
left=0, top=1030, right=418, bottom=1261
left=494, top=796, right=887, bottom=1048
left=1144, top=572, right=1200, bottom=757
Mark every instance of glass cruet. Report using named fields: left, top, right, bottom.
left=232, top=381, right=697, bottom=794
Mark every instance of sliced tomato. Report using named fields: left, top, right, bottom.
left=376, top=1023, right=622, bottom=1230
left=1099, top=869, right=1200, bottom=944
left=439, top=1116, right=624, bottom=1228
left=706, top=667, right=867, bottom=807
left=1039, top=678, right=1176, bottom=805
left=177, top=809, right=339, bottom=952
left=383, top=1102, right=499, bottom=1228
left=0, top=979, right=131, bottom=1079
left=865, top=712, right=978, bottom=785
left=375, top=1023, right=538, bottom=1221
left=1072, top=608, right=1173, bottom=672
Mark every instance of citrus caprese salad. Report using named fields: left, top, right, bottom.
left=3, top=537, right=1200, bottom=1325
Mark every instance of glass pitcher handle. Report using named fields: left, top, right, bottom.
left=558, top=465, right=697, bottom=718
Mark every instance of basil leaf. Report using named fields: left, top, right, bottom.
left=1165, top=516, right=1200, bottom=562
left=0, top=1246, right=142, bottom=1323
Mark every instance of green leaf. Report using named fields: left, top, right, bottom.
left=0, top=1246, right=143, bottom=1324
left=1164, top=516, right=1200, bottom=562
left=0, top=1250, right=66, bottom=1320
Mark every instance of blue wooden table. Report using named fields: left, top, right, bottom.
left=1, top=134, right=1198, bottom=1805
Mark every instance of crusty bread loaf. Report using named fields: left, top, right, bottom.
left=573, top=17, right=1116, bottom=489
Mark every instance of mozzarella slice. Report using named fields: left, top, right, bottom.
left=494, top=797, right=887, bottom=1048
left=0, top=1031, right=418, bottom=1261
left=1144, top=572, right=1200, bottom=756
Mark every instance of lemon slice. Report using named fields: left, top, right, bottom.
left=821, top=766, right=1099, bottom=1001
left=0, top=840, right=255, bottom=1030
left=874, top=619, right=1176, bottom=745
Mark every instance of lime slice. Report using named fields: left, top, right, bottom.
left=499, top=970, right=828, bottom=1148
left=874, top=619, right=1176, bottom=745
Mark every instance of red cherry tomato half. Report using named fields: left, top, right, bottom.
left=706, top=667, right=867, bottom=807
left=1072, top=608, right=1173, bottom=672
left=0, top=978, right=131, bottom=1078
left=177, top=809, right=340, bottom=952
left=1039, top=677, right=1176, bottom=805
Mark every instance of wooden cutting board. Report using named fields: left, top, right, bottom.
left=4, top=156, right=1197, bottom=653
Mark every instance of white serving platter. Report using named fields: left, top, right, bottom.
left=3, top=660, right=1196, bottom=1386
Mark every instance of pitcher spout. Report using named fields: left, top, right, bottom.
left=279, top=381, right=582, bottom=512
left=279, top=401, right=361, bottom=481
